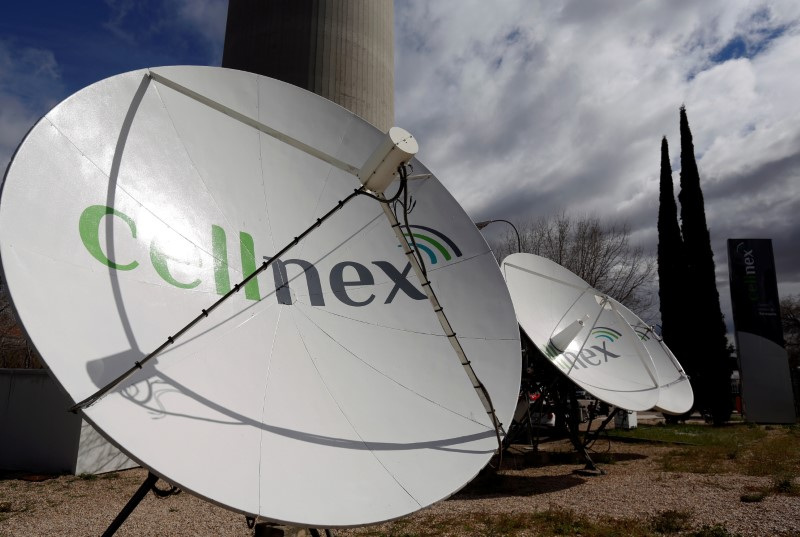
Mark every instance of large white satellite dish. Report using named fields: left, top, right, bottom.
left=501, top=253, right=660, bottom=411
left=0, top=66, right=520, bottom=527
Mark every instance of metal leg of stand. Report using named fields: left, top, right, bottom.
left=101, top=472, right=159, bottom=537
left=583, top=408, right=619, bottom=448
left=566, top=389, right=600, bottom=472
left=550, top=379, right=602, bottom=474
left=567, top=420, right=599, bottom=472
left=524, top=396, right=536, bottom=450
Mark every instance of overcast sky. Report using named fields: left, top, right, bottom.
left=2, top=1, right=799, bottom=335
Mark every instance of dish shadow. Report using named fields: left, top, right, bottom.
left=454, top=471, right=587, bottom=498
left=88, top=369, right=497, bottom=454
left=501, top=446, right=648, bottom=470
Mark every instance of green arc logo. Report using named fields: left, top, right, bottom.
left=399, top=225, right=462, bottom=265
left=591, top=327, right=622, bottom=343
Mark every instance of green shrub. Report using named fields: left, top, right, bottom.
left=650, top=509, right=691, bottom=533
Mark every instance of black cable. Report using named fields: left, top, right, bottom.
left=397, top=166, right=427, bottom=278
left=151, top=481, right=181, bottom=498
left=585, top=407, right=618, bottom=452
left=355, top=172, right=407, bottom=204
left=358, top=169, right=429, bottom=279
left=532, top=384, right=549, bottom=450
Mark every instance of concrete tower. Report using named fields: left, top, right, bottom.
left=222, top=0, right=394, bottom=131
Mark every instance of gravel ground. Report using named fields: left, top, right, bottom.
left=347, top=441, right=799, bottom=537
left=1, top=439, right=798, bottom=536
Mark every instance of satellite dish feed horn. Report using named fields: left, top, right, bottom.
left=357, top=127, right=418, bottom=193
left=549, top=317, right=588, bottom=353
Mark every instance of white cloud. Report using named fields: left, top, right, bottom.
left=394, top=0, right=800, bottom=328
left=174, top=0, right=228, bottom=50
left=102, top=0, right=227, bottom=63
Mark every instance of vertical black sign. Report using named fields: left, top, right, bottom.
left=727, top=239, right=784, bottom=347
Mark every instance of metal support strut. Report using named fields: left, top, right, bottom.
left=101, top=472, right=163, bottom=537
left=380, top=197, right=506, bottom=455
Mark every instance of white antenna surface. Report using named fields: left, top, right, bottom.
left=0, top=66, right=521, bottom=527
left=607, top=298, right=693, bottom=414
left=501, top=253, right=662, bottom=411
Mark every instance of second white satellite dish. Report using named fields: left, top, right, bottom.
left=608, top=298, right=693, bottom=414
left=501, top=253, right=660, bottom=411
left=0, top=66, right=521, bottom=527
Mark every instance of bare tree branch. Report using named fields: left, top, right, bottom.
left=490, top=212, right=657, bottom=319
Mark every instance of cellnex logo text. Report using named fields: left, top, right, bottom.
left=736, top=242, right=759, bottom=302
left=78, top=205, right=459, bottom=307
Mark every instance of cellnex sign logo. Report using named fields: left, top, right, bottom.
left=78, top=205, right=461, bottom=307
left=735, top=241, right=760, bottom=303
left=547, top=326, right=622, bottom=373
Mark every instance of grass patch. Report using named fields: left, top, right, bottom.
left=658, top=445, right=742, bottom=475
left=741, top=428, right=800, bottom=478
left=77, top=473, right=97, bottom=481
left=608, top=423, right=766, bottom=447
left=612, top=423, right=800, bottom=503
left=350, top=508, right=713, bottom=537
left=771, top=473, right=799, bottom=495
left=607, top=423, right=800, bottom=480
left=649, top=509, right=691, bottom=533
left=460, top=508, right=656, bottom=537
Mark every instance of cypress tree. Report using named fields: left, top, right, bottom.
left=656, top=137, right=689, bottom=375
left=677, top=105, right=731, bottom=424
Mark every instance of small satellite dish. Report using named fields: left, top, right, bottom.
left=0, top=66, right=520, bottom=527
left=607, top=298, right=693, bottom=415
left=501, top=253, right=660, bottom=411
